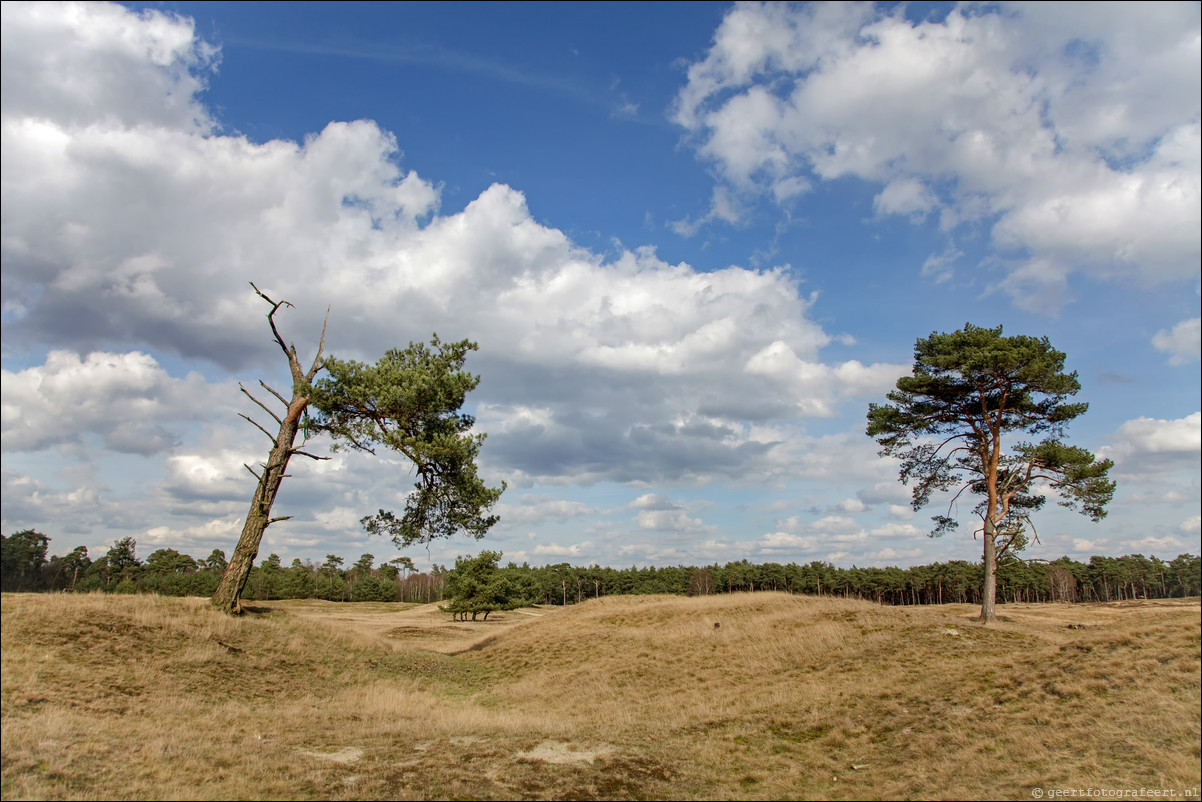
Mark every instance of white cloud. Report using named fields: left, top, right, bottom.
left=1, top=466, right=153, bottom=543
left=871, top=547, right=925, bottom=563
left=756, top=531, right=816, bottom=553
left=744, top=340, right=908, bottom=417
left=1, top=350, right=227, bottom=454
left=0, top=2, right=217, bottom=132
left=313, top=506, right=362, bottom=533
left=920, top=248, right=962, bottom=284
left=142, top=518, right=241, bottom=552
left=874, top=178, right=938, bottom=220
left=497, top=499, right=598, bottom=526
left=0, top=1, right=892, bottom=497
left=633, top=509, right=712, bottom=534
left=870, top=522, right=924, bottom=538
left=532, top=541, right=591, bottom=558
left=808, top=515, right=861, bottom=535
left=1152, top=318, right=1201, bottom=365
left=1126, top=535, right=1185, bottom=553
left=157, top=448, right=257, bottom=509
left=673, top=2, right=1201, bottom=309
left=833, top=497, right=868, bottom=514
left=1103, top=412, right=1202, bottom=473
left=629, top=493, right=680, bottom=511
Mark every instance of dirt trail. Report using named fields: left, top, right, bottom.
left=265, top=599, right=552, bottom=653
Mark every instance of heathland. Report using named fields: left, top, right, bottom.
left=2, top=592, right=1198, bottom=800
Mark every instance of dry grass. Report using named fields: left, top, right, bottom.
left=2, top=592, right=1198, bottom=800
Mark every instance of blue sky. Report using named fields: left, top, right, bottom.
left=2, top=1, right=1199, bottom=572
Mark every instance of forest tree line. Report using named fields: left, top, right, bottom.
left=2, top=529, right=1199, bottom=607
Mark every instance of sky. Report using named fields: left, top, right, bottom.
left=1, top=1, right=1199, bottom=573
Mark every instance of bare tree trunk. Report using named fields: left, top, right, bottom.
left=211, top=396, right=309, bottom=613
left=212, top=285, right=327, bottom=615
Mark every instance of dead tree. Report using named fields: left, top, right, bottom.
left=211, top=284, right=328, bottom=614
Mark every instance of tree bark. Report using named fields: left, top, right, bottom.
left=211, top=396, right=309, bottom=614
left=979, top=518, right=998, bottom=623
left=211, top=285, right=326, bottom=615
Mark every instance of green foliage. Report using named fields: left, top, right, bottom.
left=441, top=551, right=522, bottom=620
left=43, top=546, right=90, bottom=591
left=203, top=549, right=228, bottom=573
left=350, top=574, right=395, bottom=602
left=145, top=548, right=198, bottom=574
left=867, top=323, right=1115, bottom=552
left=106, top=537, right=141, bottom=580
left=308, top=335, right=505, bottom=549
left=1, top=529, right=50, bottom=591
left=7, top=528, right=1200, bottom=604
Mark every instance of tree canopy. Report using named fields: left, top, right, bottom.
left=308, top=336, right=505, bottom=550
left=867, top=323, right=1115, bottom=622
left=1, top=529, right=50, bottom=592
left=440, top=550, right=522, bottom=621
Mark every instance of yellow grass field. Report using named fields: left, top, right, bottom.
left=2, top=591, right=1198, bottom=800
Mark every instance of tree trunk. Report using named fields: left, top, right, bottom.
left=979, top=520, right=998, bottom=623
left=210, top=284, right=326, bottom=615
left=211, top=396, right=308, bottom=614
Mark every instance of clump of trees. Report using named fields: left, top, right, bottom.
left=439, top=551, right=524, bottom=621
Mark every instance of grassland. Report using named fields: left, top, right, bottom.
left=2, top=591, right=1198, bottom=800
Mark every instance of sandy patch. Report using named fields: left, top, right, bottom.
left=301, top=747, right=364, bottom=764
left=515, top=740, right=615, bottom=764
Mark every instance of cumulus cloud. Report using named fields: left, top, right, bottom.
left=744, top=340, right=909, bottom=417
left=629, top=493, right=680, bottom=511
left=1125, top=535, right=1186, bottom=552
left=1152, top=318, right=1201, bottom=365
left=870, top=522, right=924, bottom=538
left=157, top=448, right=258, bottom=509
left=497, top=499, right=598, bottom=527
left=532, top=541, right=593, bottom=558
left=0, top=2, right=217, bottom=132
left=313, top=506, right=362, bottom=533
left=756, top=531, right=816, bottom=553
left=0, top=1, right=885, bottom=497
left=1, top=350, right=227, bottom=454
left=1, top=466, right=154, bottom=541
left=1102, top=412, right=1202, bottom=475
left=634, top=508, right=712, bottom=534
left=833, top=497, right=868, bottom=514
left=673, top=2, right=1201, bottom=310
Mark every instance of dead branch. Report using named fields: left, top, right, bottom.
left=240, top=384, right=283, bottom=425
left=249, top=282, right=298, bottom=368
left=306, top=307, right=331, bottom=381
left=238, top=414, right=278, bottom=443
left=259, top=380, right=289, bottom=407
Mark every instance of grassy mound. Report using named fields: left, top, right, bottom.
left=2, top=592, right=1198, bottom=799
